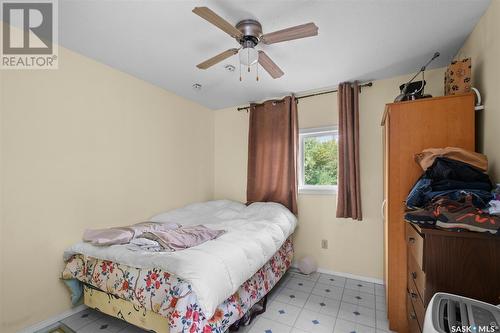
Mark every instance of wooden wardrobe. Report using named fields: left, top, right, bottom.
left=381, top=93, right=476, bottom=333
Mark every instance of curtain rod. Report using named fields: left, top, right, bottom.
left=237, top=82, right=373, bottom=112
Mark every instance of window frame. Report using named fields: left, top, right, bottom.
left=298, top=126, right=339, bottom=195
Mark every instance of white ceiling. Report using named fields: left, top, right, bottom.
left=59, top=0, right=491, bottom=110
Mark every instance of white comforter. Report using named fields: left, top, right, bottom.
left=64, top=200, right=297, bottom=317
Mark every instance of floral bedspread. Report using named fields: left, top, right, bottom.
left=62, top=238, right=293, bottom=333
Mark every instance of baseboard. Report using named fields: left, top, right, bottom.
left=18, top=304, right=88, bottom=333
left=291, top=262, right=384, bottom=285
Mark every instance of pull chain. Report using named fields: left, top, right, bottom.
left=239, top=63, right=242, bottom=81
left=256, top=62, right=259, bottom=81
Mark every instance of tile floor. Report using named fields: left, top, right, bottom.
left=42, top=269, right=393, bottom=333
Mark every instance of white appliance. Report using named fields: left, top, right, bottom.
left=423, top=293, right=500, bottom=333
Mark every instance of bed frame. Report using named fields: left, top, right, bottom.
left=83, top=284, right=270, bottom=333
left=78, top=236, right=294, bottom=332
left=84, top=285, right=169, bottom=333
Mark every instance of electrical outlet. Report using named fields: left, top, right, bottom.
left=321, top=239, right=328, bottom=249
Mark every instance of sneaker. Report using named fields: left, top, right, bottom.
left=436, top=196, right=500, bottom=234
left=405, top=208, right=437, bottom=225
left=405, top=197, right=464, bottom=225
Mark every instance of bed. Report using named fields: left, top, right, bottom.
left=62, top=200, right=297, bottom=333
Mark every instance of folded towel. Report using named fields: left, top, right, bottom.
left=141, top=225, right=225, bottom=251
left=83, top=222, right=180, bottom=246
left=415, top=147, right=488, bottom=172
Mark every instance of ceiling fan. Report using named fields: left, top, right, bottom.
left=192, top=6, right=319, bottom=80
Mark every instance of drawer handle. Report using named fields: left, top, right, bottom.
left=411, top=272, right=417, bottom=279
left=408, top=237, right=416, bottom=244
left=409, top=312, right=417, bottom=320
left=410, top=291, right=418, bottom=299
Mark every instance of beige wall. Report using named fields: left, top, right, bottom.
left=0, top=47, right=214, bottom=332
left=0, top=27, right=454, bottom=332
left=214, top=68, right=446, bottom=280
left=458, top=0, right=500, bottom=181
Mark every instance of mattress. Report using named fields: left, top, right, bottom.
left=64, top=200, right=297, bottom=330
left=64, top=200, right=297, bottom=317
left=63, top=237, right=293, bottom=333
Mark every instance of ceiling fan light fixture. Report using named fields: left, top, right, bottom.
left=239, top=46, right=258, bottom=66
left=193, top=6, right=318, bottom=80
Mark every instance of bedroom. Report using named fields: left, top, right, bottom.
left=1, top=0, right=499, bottom=333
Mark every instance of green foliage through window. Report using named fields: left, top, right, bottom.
left=303, top=134, right=338, bottom=186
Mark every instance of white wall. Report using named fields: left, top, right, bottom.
left=214, top=68, right=446, bottom=280
left=458, top=0, right=500, bottom=181
left=0, top=47, right=214, bottom=333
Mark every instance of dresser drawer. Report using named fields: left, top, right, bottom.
left=406, top=223, right=424, bottom=270
left=407, top=273, right=425, bottom=327
left=408, top=247, right=426, bottom=301
left=407, top=290, right=422, bottom=333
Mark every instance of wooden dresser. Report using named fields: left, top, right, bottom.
left=381, top=94, right=477, bottom=332
left=406, top=223, right=500, bottom=333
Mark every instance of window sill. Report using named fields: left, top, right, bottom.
left=298, top=186, right=337, bottom=196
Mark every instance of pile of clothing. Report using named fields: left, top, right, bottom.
left=83, top=221, right=225, bottom=252
left=404, top=147, right=500, bottom=235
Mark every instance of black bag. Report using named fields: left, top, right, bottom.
left=425, top=157, right=493, bottom=188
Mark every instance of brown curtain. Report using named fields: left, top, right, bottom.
left=247, top=96, right=298, bottom=214
left=336, top=82, right=362, bottom=220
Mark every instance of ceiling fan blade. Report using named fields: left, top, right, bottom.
left=258, top=51, right=284, bottom=79
left=192, top=7, right=243, bottom=39
left=261, top=22, right=318, bottom=44
left=196, top=48, right=239, bottom=69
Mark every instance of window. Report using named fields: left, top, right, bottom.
left=298, top=126, right=338, bottom=194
